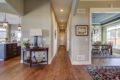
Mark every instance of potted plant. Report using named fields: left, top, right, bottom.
left=23, top=40, right=31, bottom=48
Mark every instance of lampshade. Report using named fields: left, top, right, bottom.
left=30, top=29, right=42, bottom=36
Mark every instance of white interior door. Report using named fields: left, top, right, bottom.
left=60, top=32, right=66, bottom=46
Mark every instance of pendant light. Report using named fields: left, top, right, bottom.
left=3, top=12, right=8, bottom=28
left=18, top=16, right=22, bottom=31
left=18, top=25, right=22, bottom=31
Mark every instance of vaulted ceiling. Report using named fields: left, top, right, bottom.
left=51, top=0, right=73, bottom=30
left=0, top=3, right=18, bottom=15
left=0, top=0, right=23, bottom=24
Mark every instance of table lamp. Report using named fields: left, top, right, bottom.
left=30, top=29, right=42, bottom=49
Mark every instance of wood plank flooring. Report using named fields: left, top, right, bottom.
left=1, top=47, right=120, bottom=80
left=92, top=58, right=120, bottom=66
left=0, top=47, right=92, bottom=80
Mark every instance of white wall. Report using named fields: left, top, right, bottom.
left=71, top=13, right=90, bottom=65
left=21, top=0, right=52, bottom=63
left=57, top=26, right=60, bottom=47
left=51, top=9, right=58, bottom=58
left=10, top=24, right=18, bottom=31
left=67, top=12, right=72, bottom=52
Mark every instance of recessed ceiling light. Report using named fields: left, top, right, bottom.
left=60, top=9, right=64, bottom=12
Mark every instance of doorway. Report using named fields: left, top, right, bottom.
left=59, top=30, right=66, bottom=47
left=90, top=8, right=120, bottom=65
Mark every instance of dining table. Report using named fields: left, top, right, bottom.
left=92, top=44, right=112, bottom=55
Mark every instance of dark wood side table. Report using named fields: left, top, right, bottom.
left=22, top=48, right=48, bottom=67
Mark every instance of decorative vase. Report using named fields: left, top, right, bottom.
left=25, top=46, right=30, bottom=49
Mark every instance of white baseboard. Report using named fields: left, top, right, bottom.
left=71, top=60, right=91, bottom=65
left=49, top=48, right=58, bottom=64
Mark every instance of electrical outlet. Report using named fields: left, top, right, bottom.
left=77, top=55, right=85, bottom=61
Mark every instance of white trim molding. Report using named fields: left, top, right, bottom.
left=90, top=8, right=120, bottom=13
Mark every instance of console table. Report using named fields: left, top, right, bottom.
left=22, top=48, right=48, bottom=67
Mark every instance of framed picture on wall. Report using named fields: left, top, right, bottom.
left=75, top=25, right=89, bottom=36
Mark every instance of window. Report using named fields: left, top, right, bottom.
left=11, top=31, right=21, bottom=42
left=107, top=24, right=120, bottom=49
left=17, top=31, right=21, bottom=41
left=0, top=27, right=6, bottom=42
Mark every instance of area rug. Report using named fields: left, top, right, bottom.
left=85, top=66, right=120, bottom=80
left=92, top=54, right=120, bottom=58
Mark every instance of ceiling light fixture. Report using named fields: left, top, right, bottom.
left=60, top=9, right=64, bottom=12
left=3, top=22, right=8, bottom=27
left=3, top=12, right=8, bottom=28
left=18, top=25, right=22, bottom=31
left=18, top=16, right=22, bottom=31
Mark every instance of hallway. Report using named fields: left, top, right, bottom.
left=0, top=47, right=92, bottom=80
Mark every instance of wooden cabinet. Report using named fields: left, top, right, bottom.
left=0, top=43, right=18, bottom=61
left=17, top=46, right=21, bottom=56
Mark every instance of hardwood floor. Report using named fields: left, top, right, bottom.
left=92, top=58, right=120, bottom=66
left=0, top=47, right=92, bottom=80
left=1, top=47, right=120, bottom=80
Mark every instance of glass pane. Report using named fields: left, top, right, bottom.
left=110, top=30, right=116, bottom=38
left=116, top=29, right=120, bottom=48
left=11, top=31, right=21, bottom=42
left=0, top=32, right=6, bottom=38
left=107, top=30, right=116, bottom=48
